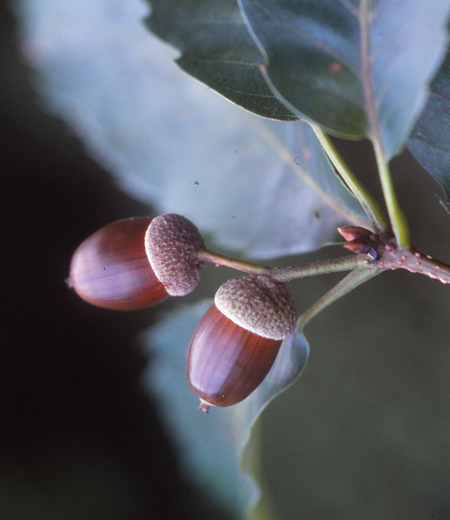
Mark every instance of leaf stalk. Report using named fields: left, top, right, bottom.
left=269, top=255, right=368, bottom=282
left=372, top=140, right=411, bottom=248
left=200, top=249, right=369, bottom=280
left=310, top=123, right=389, bottom=233
left=198, top=250, right=271, bottom=275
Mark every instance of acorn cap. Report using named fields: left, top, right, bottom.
left=214, top=274, right=298, bottom=340
left=145, top=213, right=205, bottom=296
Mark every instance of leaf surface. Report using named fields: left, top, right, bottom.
left=147, top=0, right=450, bottom=158
left=408, top=51, right=450, bottom=213
left=146, top=0, right=297, bottom=121
left=237, top=0, right=450, bottom=158
left=19, top=0, right=369, bottom=260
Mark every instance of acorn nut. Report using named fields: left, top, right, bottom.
left=68, top=214, right=205, bottom=310
left=186, top=274, right=298, bottom=412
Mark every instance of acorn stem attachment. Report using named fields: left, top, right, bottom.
left=199, top=234, right=450, bottom=286
left=198, top=249, right=369, bottom=280
left=198, top=249, right=271, bottom=275
left=269, top=254, right=368, bottom=282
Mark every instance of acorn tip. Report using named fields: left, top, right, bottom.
left=199, top=399, right=211, bottom=414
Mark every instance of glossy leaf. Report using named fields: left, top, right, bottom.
left=237, top=0, right=450, bottom=158
left=141, top=301, right=309, bottom=520
left=408, top=51, right=450, bottom=213
left=146, top=0, right=297, bottom=121
left=147, top=0, right=450, bottom=158
left=18, top=0, right=368, bottom=260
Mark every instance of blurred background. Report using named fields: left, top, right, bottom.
left=2, top=1, right=450, bottom=519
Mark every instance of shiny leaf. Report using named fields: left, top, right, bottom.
left=237, top=0, right=450, bottom=158
left=18, top=0, right=369, bottom=260
left=146, top=0, right=450, bottom=158
left=408, top=51, right=450, bottom=213
left=146, top=0, right=297, bottom=121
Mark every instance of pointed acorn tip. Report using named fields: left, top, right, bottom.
left=198, top=399, right=211, bottom=414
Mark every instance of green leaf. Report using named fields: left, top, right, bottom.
left=146, top=0, right=297, bottom=121
left=146, top=0, right=450, bottom=158
left=238, top=0, right=366, bottom=136
left=408, top=51, right=450, bottom=214
left=141, top=302, right=309, bottom=520
left=20, top=0, right=370, bottom=259
left=238, top=0, right=450, bottom=158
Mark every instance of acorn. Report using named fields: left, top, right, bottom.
left=68, top=214, right=205, bottom=310
left=186, top=274, right=298, bottom=412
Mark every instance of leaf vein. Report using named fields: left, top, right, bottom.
left=336, top=0, right=359, bottom=18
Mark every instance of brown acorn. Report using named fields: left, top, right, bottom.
left=186, top=274, right=298, bottom=412
left=68, top=214, right=205, bottom=310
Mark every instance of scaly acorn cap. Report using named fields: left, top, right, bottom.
left=214, top=274, right=298, bottom=340
left=145, top=213, right=205, bottom=296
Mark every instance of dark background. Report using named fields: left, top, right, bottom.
left=0, top=4, right=229, bottom=519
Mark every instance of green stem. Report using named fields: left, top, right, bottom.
left=200, top=248, right=370, bottom=280
left=359, top=0, right=410, bottom=248
left=298, top=267, right=380, bottom=329
left=310, top=123, right=388, bottom=233
left=199, top=250, right=271, bottom=275
left=373, top=140, right=411, bottom=248
left=270, top=254, right=368, bottom=282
